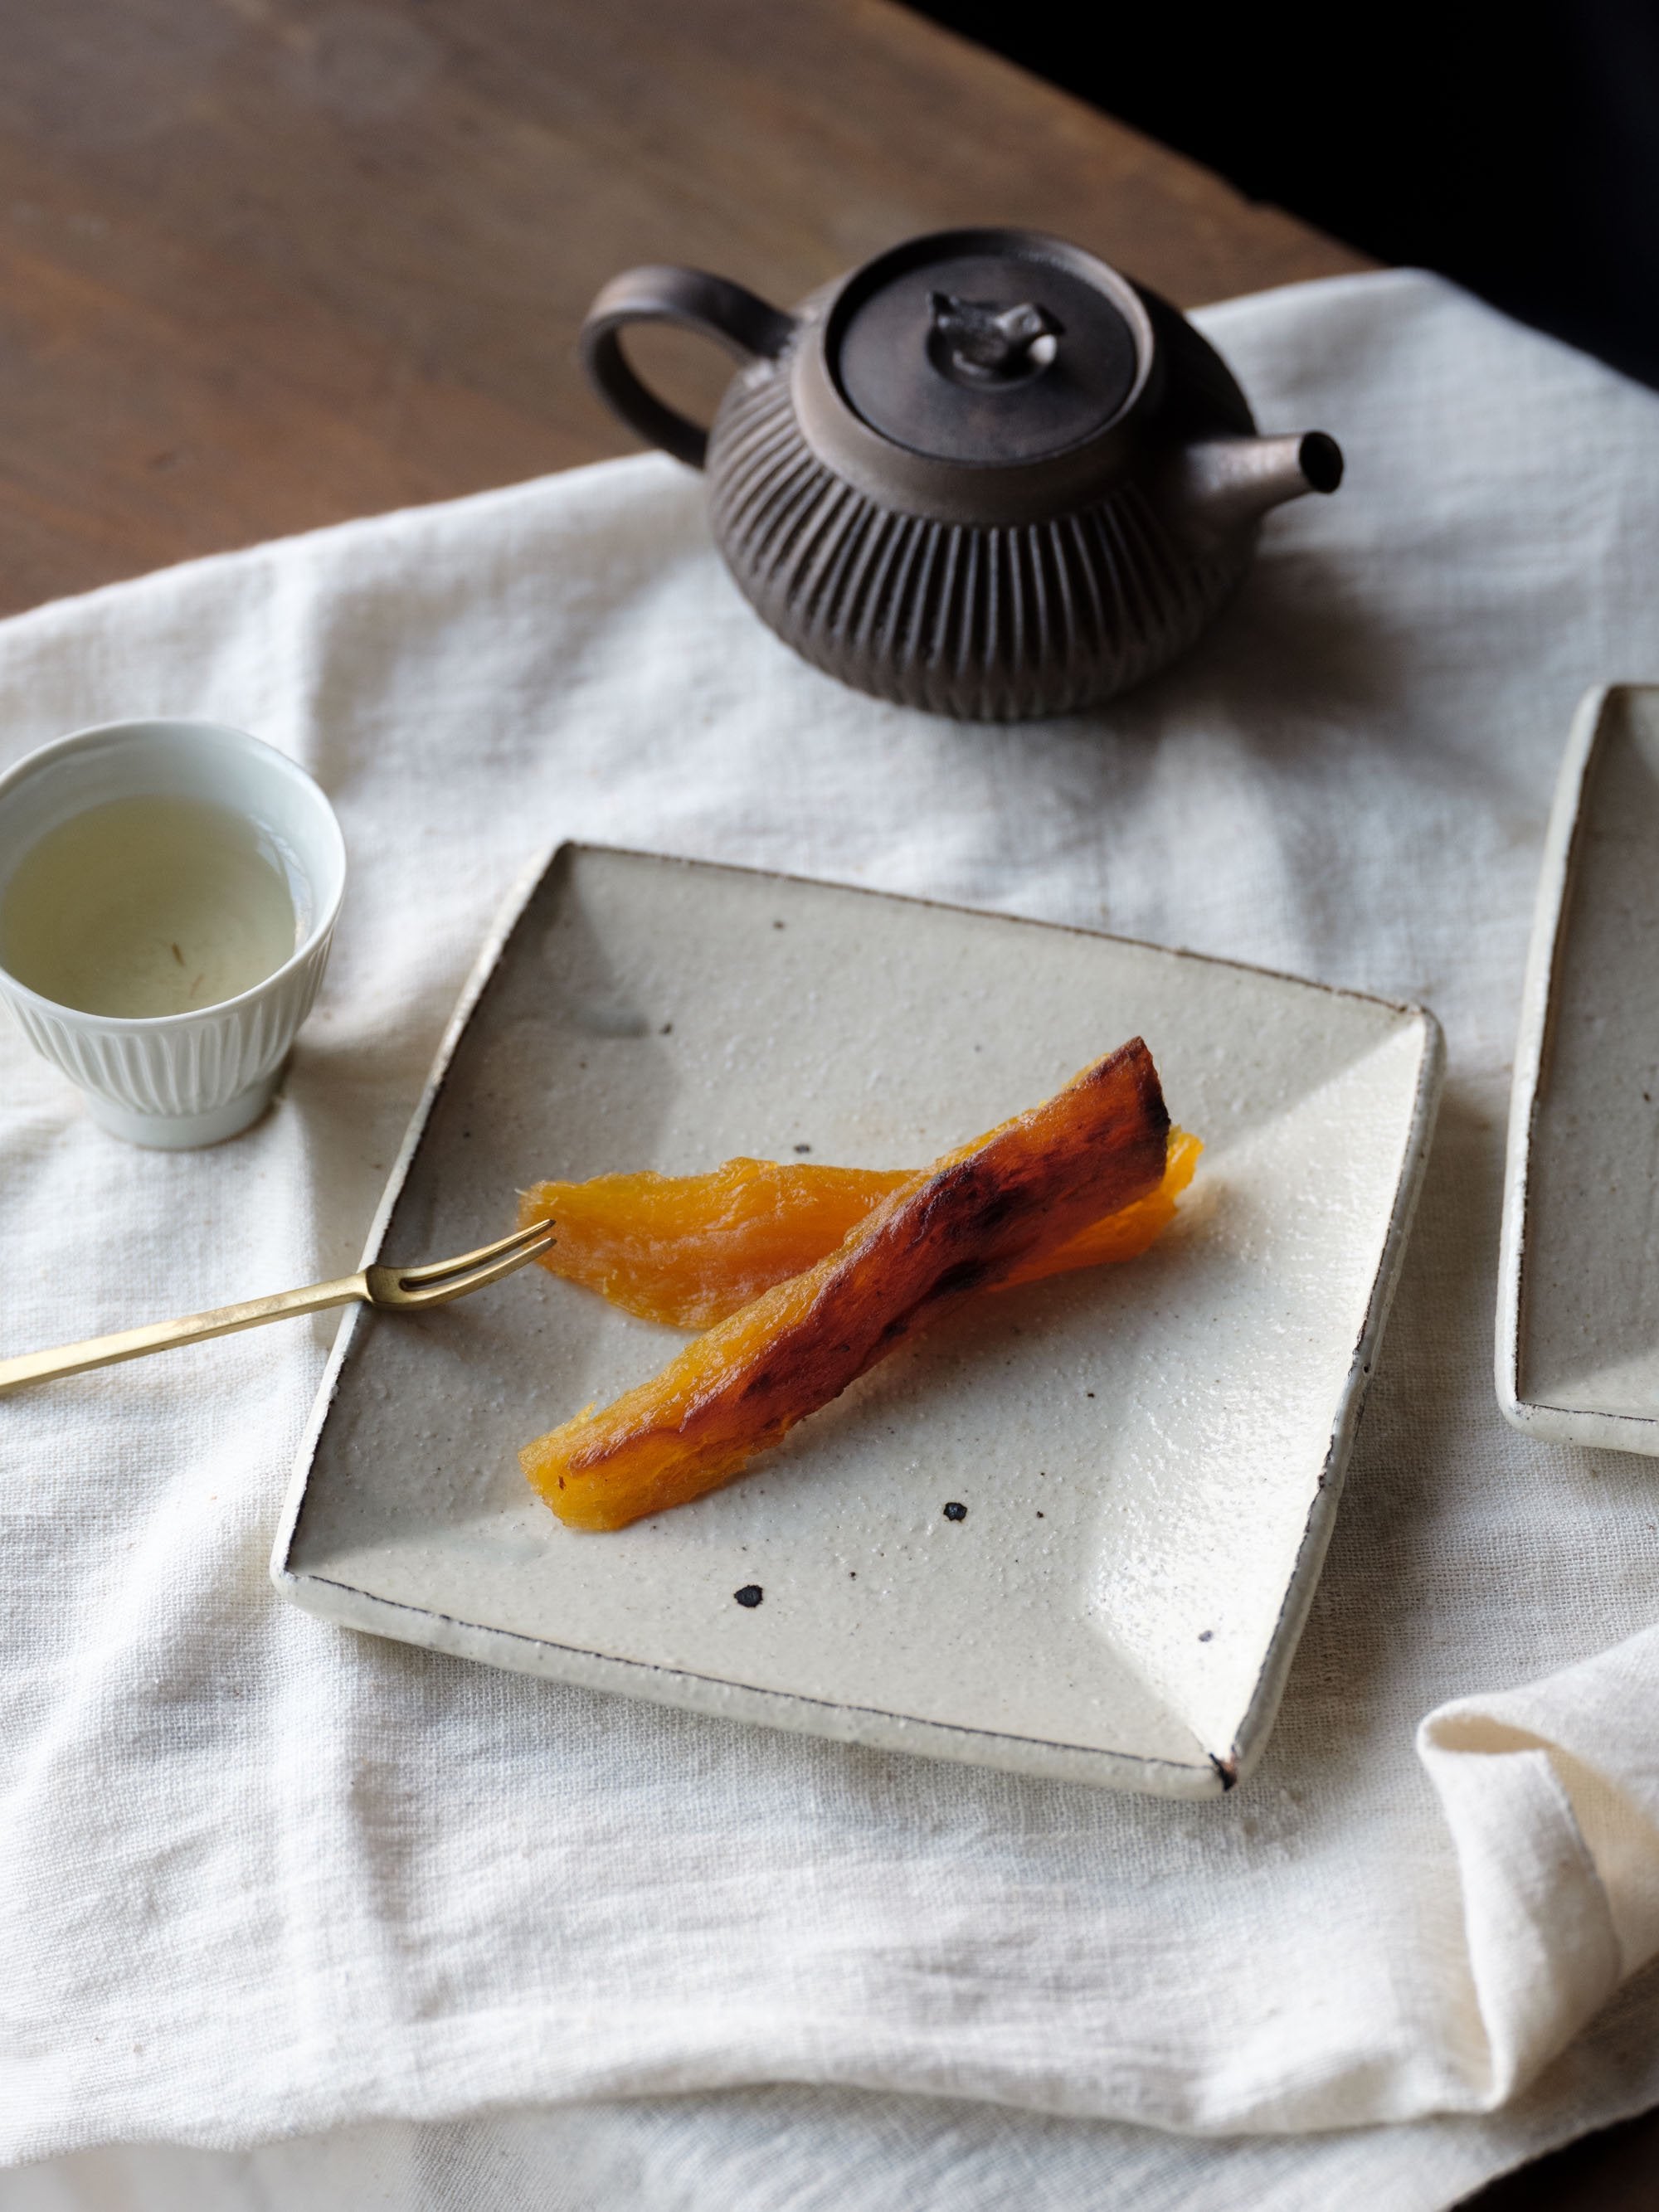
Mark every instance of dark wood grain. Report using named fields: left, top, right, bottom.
left=1459, top=2105, right=1659, bottom=2210
left=0, top=0, right=1365, bottom=617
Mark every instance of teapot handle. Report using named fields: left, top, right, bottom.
left=580, top=267, right=798, bottom=469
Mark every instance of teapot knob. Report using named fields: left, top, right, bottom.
left=927, top=293, right=1063, bottom=385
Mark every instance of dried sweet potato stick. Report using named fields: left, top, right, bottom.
left=999, top=1126, right=1200, bottom=1282
left=522, top=1038, right=1170, bottom=1531
left=518, top=1159, right=911, bottom=1329
left=518, top=1130, right=1200, bottom=1329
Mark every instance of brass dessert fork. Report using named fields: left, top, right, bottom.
left=0, top=1218, right=556, bottom=1396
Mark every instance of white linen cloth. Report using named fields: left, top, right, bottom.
left=5, top=270, right=1659, bottom=2209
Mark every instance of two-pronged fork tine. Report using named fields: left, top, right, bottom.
left=0, top=1218, right=557, bottom=1396
left=364, top=1219, right=557, bottom=1309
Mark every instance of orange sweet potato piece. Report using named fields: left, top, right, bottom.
left=518, top=1130, right=1199, bottom=1329
left=518, top=1158, right=911, bottom=1330
left=522, top=1038, right=1170, bottom=1531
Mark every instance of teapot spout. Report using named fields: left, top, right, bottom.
left=1166, top=431, right=1343, bottom=550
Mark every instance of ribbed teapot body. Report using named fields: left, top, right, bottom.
left=707, top=334, right=1247, bottom=722
left=581, top=235, right=1326, bottom=723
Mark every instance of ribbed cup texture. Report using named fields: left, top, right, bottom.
left=2, top=927, right=333, bottom=1118
left=708, top=366, right=1243, bottom=722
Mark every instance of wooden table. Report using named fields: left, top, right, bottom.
left=0, top=0, right=1365, bottom=615
left=0, top=3, right=1649, bottom=2201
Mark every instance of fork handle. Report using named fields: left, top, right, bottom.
left=0, top=1273, right=369, bottom=1395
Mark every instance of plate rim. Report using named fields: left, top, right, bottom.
left=274, top=840, right=1444, bottom=1796
left=1496, top=682, right=1659, bottom=1453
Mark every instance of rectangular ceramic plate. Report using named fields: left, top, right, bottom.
left=1499, top=685, right=1659, bottom=1451
left=275, top=845, right=1442, bottom=1797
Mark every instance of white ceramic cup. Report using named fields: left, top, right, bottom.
left=0, top=719, right=346, bottom=1148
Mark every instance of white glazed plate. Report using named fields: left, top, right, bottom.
left=1498, top=684, right=1659, bottom=1451
left=275, top=845, right=1442, bottom=1797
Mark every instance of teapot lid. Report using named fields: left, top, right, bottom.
left=825, top=229, right=1151, bottom=467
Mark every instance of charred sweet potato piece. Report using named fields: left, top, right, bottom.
left=998, top=1125, right=1200, bottom=1282
left=522, top=1038, right=1170, bottom=1531
left=518, top=1130, right=1199, bottom=1329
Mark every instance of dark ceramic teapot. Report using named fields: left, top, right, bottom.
left=581, top=227, right=1342, bottom=722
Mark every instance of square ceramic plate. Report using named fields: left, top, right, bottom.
left=275, top=845, right=1442, bottom=1797
left=1498, top=684, right=1659, bottom=1451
